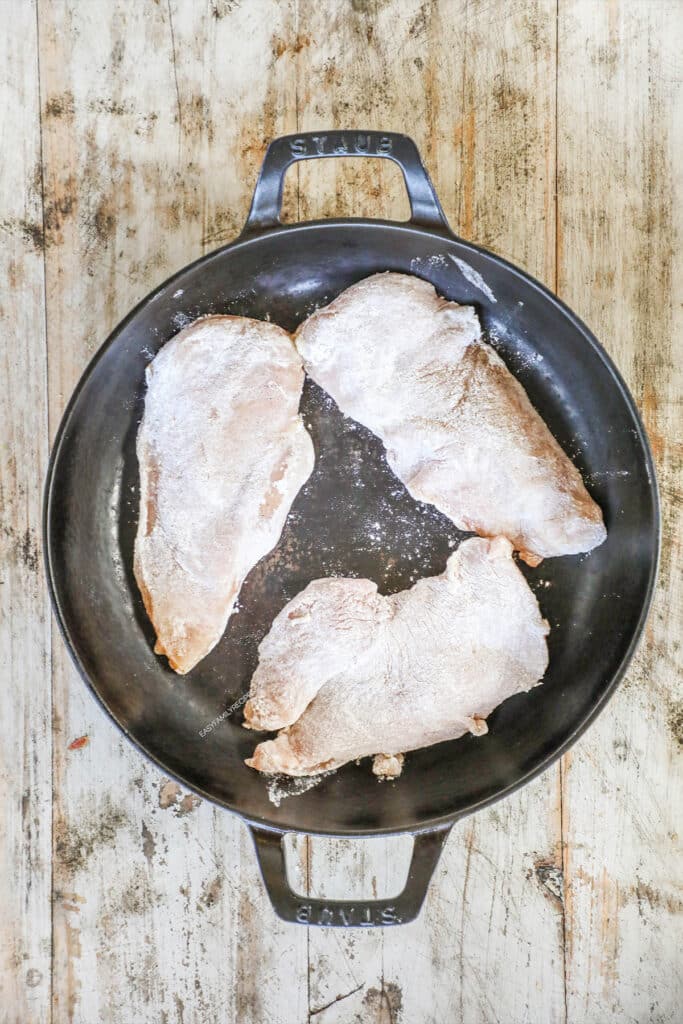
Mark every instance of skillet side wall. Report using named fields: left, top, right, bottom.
left=44, top=221, right=659, bottom=835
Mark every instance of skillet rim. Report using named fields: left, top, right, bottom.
left=43, top=218, right=661, bottom=837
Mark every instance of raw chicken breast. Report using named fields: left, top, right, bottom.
left=135, top=315, right=314, bottom=674
left=294, top=272, right=606, bottom=564
left=244, top=537, right=549, bottom=776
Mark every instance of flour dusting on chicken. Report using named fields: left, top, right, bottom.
left=245, top=537, right=549, bottom=777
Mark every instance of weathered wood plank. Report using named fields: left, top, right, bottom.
left=429, top=11, right=566, bottom=1022
left=15, top=0, right=679, bottom=1020
left=293, top=3, right=441, bottom=1014
left=294, top=2, right=565, bottom=1021
left=0, top=3, right=52, bottom=1023
left=38, top=2, right=307, bottom=1021
left=557, top=1, right=683, bottom=1021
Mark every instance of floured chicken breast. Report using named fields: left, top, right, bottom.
left=135, top=315, right=314, bottom=674
left=244, top=537, right=549, bottom=776
left=295, top=272, right=606, bottom=564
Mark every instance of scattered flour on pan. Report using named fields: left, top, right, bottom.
left=486, top=328, right=545, bottom=373
left=265, top=768, right=337, bottom=807
left=586, top=469, right=631, bottom=480
left=448, top=253, right=497, bottom=303
left=410, top=254, right=448, bottom=272
left=171, top=311, right=195, bottom=331
left=109, top=460, right=126, bottom=588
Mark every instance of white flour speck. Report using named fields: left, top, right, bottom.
left=172, top=311, right=194, bottom=331
left=448, top=254, right=497, bottom=303
left=265, top=769, right=336, bottom=807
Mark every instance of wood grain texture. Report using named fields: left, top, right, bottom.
left=557, top=2, right=683, bottom=1021
left=38, top=3, right=306, bottom=1021
left=0, top=4, right=52, bottom=1022
left=294, top=3, right=567, bottom=1022
left=0, top=0, right=679, bottom=1021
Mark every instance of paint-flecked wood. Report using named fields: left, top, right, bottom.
left=0, top=0, right=680, bottom=1021
left=0, top=4, right=52, bottom=1023
left=557, top=2, right=683, bottom=1021
left=39, top=3, right=306, bottom=1022
left=294, top=3, right=567, bottom=1022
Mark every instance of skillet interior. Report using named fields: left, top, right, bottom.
left=45, top=221, right=659, bottom=835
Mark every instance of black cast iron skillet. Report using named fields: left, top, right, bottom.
left=44, top=131, right=659, bottom=927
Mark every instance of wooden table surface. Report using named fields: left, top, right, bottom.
left=2, top=1, right=681, bottom=1021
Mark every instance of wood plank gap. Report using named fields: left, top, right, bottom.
left=457, top=0, right=469, bottom=234
left=306, top=835, right=311, bottom=1023
left=555, top=8, right=568, bottom=1022
left=166, top=0, right=183, bottom=153
left=554, top=0, right=560, bottom=296
left=295, top=0, right=301, bottom=223
left=33, top=3, right=53, bottom=1021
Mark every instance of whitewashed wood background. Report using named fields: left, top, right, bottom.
left=1, top=1, right=681, bottom=1021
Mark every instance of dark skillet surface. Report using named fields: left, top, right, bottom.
left=44, top=221, right=659, bottom=835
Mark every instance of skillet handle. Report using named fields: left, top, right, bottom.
left=248, top=823, right=452, bottom=927
left=242, top=130, right=450, bottom=234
